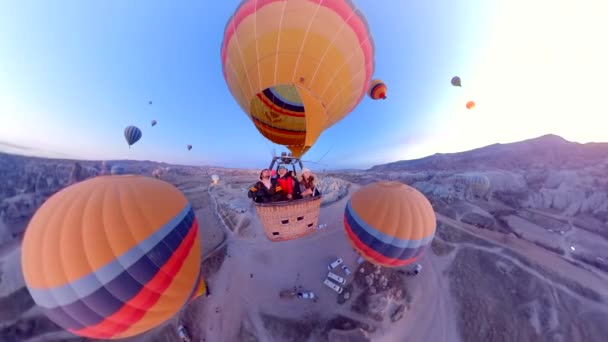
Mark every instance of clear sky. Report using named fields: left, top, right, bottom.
left=1, top=0, right=606, bottom=170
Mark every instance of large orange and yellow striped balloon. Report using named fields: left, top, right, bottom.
left=221, top=0, right=375, bottom=158
left=344, top=181, right=436, bottom=267
left=21, top=175, right=202, bottom=339
left=368, top=79, right=387, bottom=100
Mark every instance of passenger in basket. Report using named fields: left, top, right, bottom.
left=276, top=165, right=294, bottom=200
left=247, top=169, right=283, bottom=203
left=299, top=168, right=321, bottom=198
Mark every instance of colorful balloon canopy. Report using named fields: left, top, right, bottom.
left=189, top=274, right=207, bottom=303
left=451, top=76, right=462, bottom=87
left=344, top=181, right=436, bottom=267
left=466, top=100, right=475, bottom=110
left=368, top=79, right=387, bottom=100
left=221, top=0, right=375, bottom=158
left=151, top=119, right=157, bottom=127
left=21, top=175, right=203, bottom=339
left=124, top=125, right=142, bottom=148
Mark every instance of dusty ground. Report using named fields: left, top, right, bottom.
left=2, top=155, right=608, bottom=341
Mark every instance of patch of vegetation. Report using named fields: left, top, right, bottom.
left=201, top=244, right=227, bottom=279
left=493, top=190, right=529, bottom=208
left=260, top=312, right=321, bottom=342
left=0, top=315, right=63, bottom=342
left=322, top=315, right=375, bottom=335
left=431, top=237, right=455, bottom=256
left=461, top=213, right=496, bottom=230
left=502, top=249, right=603, bottom=303
left=531, top=240, right=565, bottom=255
left=515, top=210, right=569, bottom=232
left=571, top=253, right=608, bottom=273
left=573, top=214, right=608, bottom=240
left=0, top=287, right=36, bottom=322
left=435, top=222, right=496, bottom=248
left=448, top=248, right=543, bottom=342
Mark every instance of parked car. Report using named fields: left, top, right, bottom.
left=176, top=325, right=191, bottom=342
left=323, top=278, right=343, bottom=294
left=327, top=271, right=346, bottom=285
left=341, top=264, right=351, bottom=276
left=297, top=291, right=316, bottom=300
left=328, top=257, right=343, bottom=270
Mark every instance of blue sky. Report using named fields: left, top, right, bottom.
left=1, top=0, right=606, bottom=170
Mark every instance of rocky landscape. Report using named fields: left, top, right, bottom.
left=1, top=134, right=607, bottom=341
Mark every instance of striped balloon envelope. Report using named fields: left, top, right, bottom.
left=343, top=181, right=436, bottom=267
left=21, top=175, right=202, bottom=339
left=124, top=125, right=142, bottom=148
left=221, top=0, right=376, bottom=158
left=368, top=79, right=387, bottom=100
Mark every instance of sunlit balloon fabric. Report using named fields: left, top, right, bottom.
left=368, top=79, right=387, bottom=100
left=21, top=175, right=202, bottom=339
left=344, top=181, right=436, bottom=267
left=221, top=0, right=375, bottom=158
left=466, top=100, right=475, bottom=110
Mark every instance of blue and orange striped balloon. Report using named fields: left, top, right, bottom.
left=344, top=181, right=436, bottom=267
left=21, top=175, right=203, bottom=339
left=368, top=79, right=387, bottom=100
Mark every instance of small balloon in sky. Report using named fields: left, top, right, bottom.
left=124, top=125, right=142, bottom=148
left=466, top=100, right=476, bottom=110
left=451, top=76, right=462, bottom=87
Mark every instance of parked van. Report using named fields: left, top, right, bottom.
left=328, top=257, right=343, bottom=270
left=327, top=272, right=346, bottom=285
left=323, top=278, right=343, bottom=294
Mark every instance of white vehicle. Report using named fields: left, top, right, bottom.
left=327, top=271, right=346, bottom=285
left=176, top=325, right=191, bottom=342
left=341, top=264, right=351, bottom=276
left=323, top=278, right=343, bottom=294
left=297, top=291, right=316, bottom=300
left=413, top=264, right=423, bottom=275
left=328, top=257, right=343, bottom=270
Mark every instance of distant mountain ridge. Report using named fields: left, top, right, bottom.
left=370, top=134, right=608, bottom=172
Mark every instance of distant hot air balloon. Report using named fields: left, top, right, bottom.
left=368, top=79, right=387, bottom=100
left=148, top=100, right=152, bottom=105
left=451, top=76, right=462, bottom=87
left=466, top=101, right=475, bottom=110
left=467, top=174, right=490, bottom=196
left=124, top=125, right=142, bottom=148
left=187, top=144, right=192, bottom=151
left=211, top=174, right=219, bottom=185
left=151, top=119, right=157, bottom=127
left=110, top=165, right=126, bottom=175
left=20, top=175, right=203, bottom=339
left=221, top=0, right=375, bottom=158
left=344, top=181, right=436, bottom=267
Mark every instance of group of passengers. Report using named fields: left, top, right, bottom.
left=248, top=165, right=321, bottom=203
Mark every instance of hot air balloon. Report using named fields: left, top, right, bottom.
left=368, top=79, right=387, bottom=100
left=124, top=125, right=142, bottom=148
left=211, top=174, right=220, bottom=185
left=451, top=76, right=462, bottom=87
left=221, top=0, right=375, bottom=159
left=151, top=119, right=157, bottom=127
left=189, top=274, right=207, bottom=302
left=20, top=175, right=203, bottom=339
left=221, top=0, right=375, bottom=242
left=467, top=174, right=490, bottom=196
left=187, top=144, right=192, bottom=151
left=110, top=165, right=126, bottom=175
left=344, top=181, right=436, bottom=267
left=466, top=100, right=475, bottom=110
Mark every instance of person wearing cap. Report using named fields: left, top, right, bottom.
left=276, top=165, right=294, bottom=200
left=299, top=168, right=320, bottom=198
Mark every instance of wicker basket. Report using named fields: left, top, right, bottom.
left=255, top=196, right=322, bottom=242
